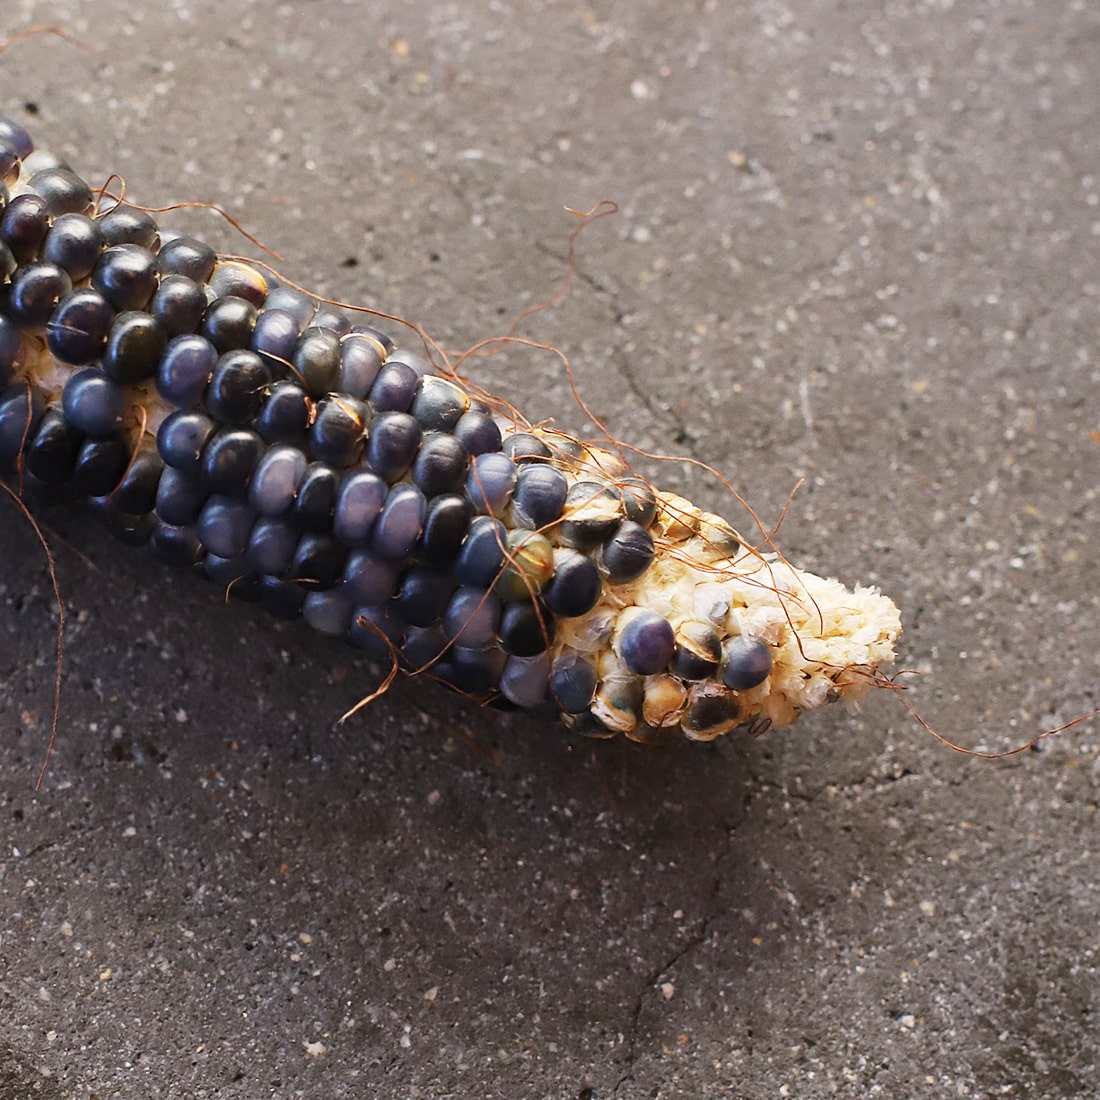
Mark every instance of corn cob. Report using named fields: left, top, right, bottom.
left=0, top=115, right=902, bottom=743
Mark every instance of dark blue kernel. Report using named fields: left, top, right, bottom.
left=0, top=193, right=50, bottom=263
left=40, top=212, right=105, bottom=280
left=411, top=376, right=468, bottom=432
left=254, top=380, right=310, bottom=444
left=309, top=395, right=368, bottom=467
left=205, top=349, right=271, bottom=425
left=6, top=262, right=72, bottom=329
left=550, top=653, right=598, bottom=714
left=393, top=567, right=454, bottom=628
left=201, top=295, right=258, bottom=353
left=721, top=637, right=774, bottom=691
left=289, top=533, right=346, bottom=588
left=197, top=494, right=257, bottom=558
left=101, top=311, right=167, bottom=384
left=371, top=483, right=426, bottom=561
left=337, top=332, right=384, bottom=398
left=433, top=644, right=506, bottom=696
left=27, top=167, right=93, bottom=216
left=466, top=452, right=517, bottom=516
left=442, top=586, right=501, bottom=647
left=98, top=205, right=160, bottom=249
left=501, top=432, right=552, bottom=463
left=512, top=464, right=568, bottom=530
left=92, top=243, right=159, bottom=311
left=109, top=440, right=163, bottom=515
left=541, top=549, right=601, bottom=618
left=499, top=600, right=555, bottom=657
left=150, top=522, right=204, bottom=568
left=293, top=326, right=342, bottom=398
left=73, top=434, right=129, bottom=497
left=349, top=604, right=407, bottom=659
left=310, top=306, right=351, bottom=337
left=619, top=476, right=658, bottom=527
left=156, top=334, right=218, bottom=408
left=412, top=432, right=469, bottom=497
left=247, top=517, right=298, bottom=575
left=264, top=286, right=316, bottom=327
left=453, top=515, right=507, bottom=588
left=500, top=653, right=552, bottom=709
left=341, top=549, right=401, bottom=605
left=152, top=275, right=208, bottom=338
left=332, top=469, right=386, bottom=545
left=157, top=236, right=217, bottom=282
left=601, top=520, right=655, bottom=583
left=619, top=610, right=675, bottom=676
left=293, top=462, right=339, bottom=532
left=251, top=307, right=300, bottom=375
left=61, top=369, right=126, bottom=438
left=365, top=411, right=421, bottom=482
left=202, top=554, right=260, bottom=598
left=25, top=406, right=83, bottom=484
left=201, top=428, right=264, bottom=496
left=0, top=383, right=44, bottom=469
left=248, top=445, right=307, bottom=517
left=0, top=118, right=33, bottom=159
left=303, top=591, right=355, bottom=636
left=47, top=287, right=116, bottom=370
left=157, top=409, right=217, bottom=475
left=258, top=574, right=306, bottom=619
left=402, top=626, right=450, bottom=670
left=367, top=360, right=419, bottom=413
left=453, top=409, right=502, bottom=456
left=155, top=466, right=207, bottom=526
left=417, top=494, right=472, bottom=567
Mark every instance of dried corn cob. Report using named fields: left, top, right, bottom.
left=0, top=115, right=902, bottom=743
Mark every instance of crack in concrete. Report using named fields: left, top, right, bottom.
left=534, top=242, right=702, bottom=466
left=611, top=814, right=743, bottom=1097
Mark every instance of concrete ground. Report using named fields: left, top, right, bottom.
left=1, top=1, right=1097, bottom=1097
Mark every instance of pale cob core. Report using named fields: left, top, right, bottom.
left=3, top=132, right=903, bottom=741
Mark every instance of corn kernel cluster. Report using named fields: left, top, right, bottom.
left=0, top=115, right=902, bottom=741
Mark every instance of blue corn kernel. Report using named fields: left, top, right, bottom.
left=249, top=444, right=308, bottom=517
left=333, top=469, right=387, bottom=545
left=247, top=516, right=298, bottom=575
left=721, top=636, right=773, bottom=691
left=365, top=411, right=422, bottom=482
left=618, top=609, right=675, bottom=676
left=371, top=483, right=427, bottom=561
left=62, top=369, right=127, bottom=438
left=156, top=334, right=218, bottom=407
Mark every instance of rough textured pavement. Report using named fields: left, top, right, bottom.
left=1, top=2, right=1098, bottom=1097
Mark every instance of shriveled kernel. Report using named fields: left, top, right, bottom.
left=672, top=619, right=723, bottom=681
left=681, top=683, right=743, bottom=741
left=495, top=529, right=555, bottom=602
left=558, top=481, right=623, bottom=547
left=590, top=675, right=642, bottom=733
left=653, top=491, right=700, bottom=541
left=642, top=674, right=689, bottom=728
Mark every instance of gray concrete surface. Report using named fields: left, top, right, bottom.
left=1, top=1, right=1097, bottom=1097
